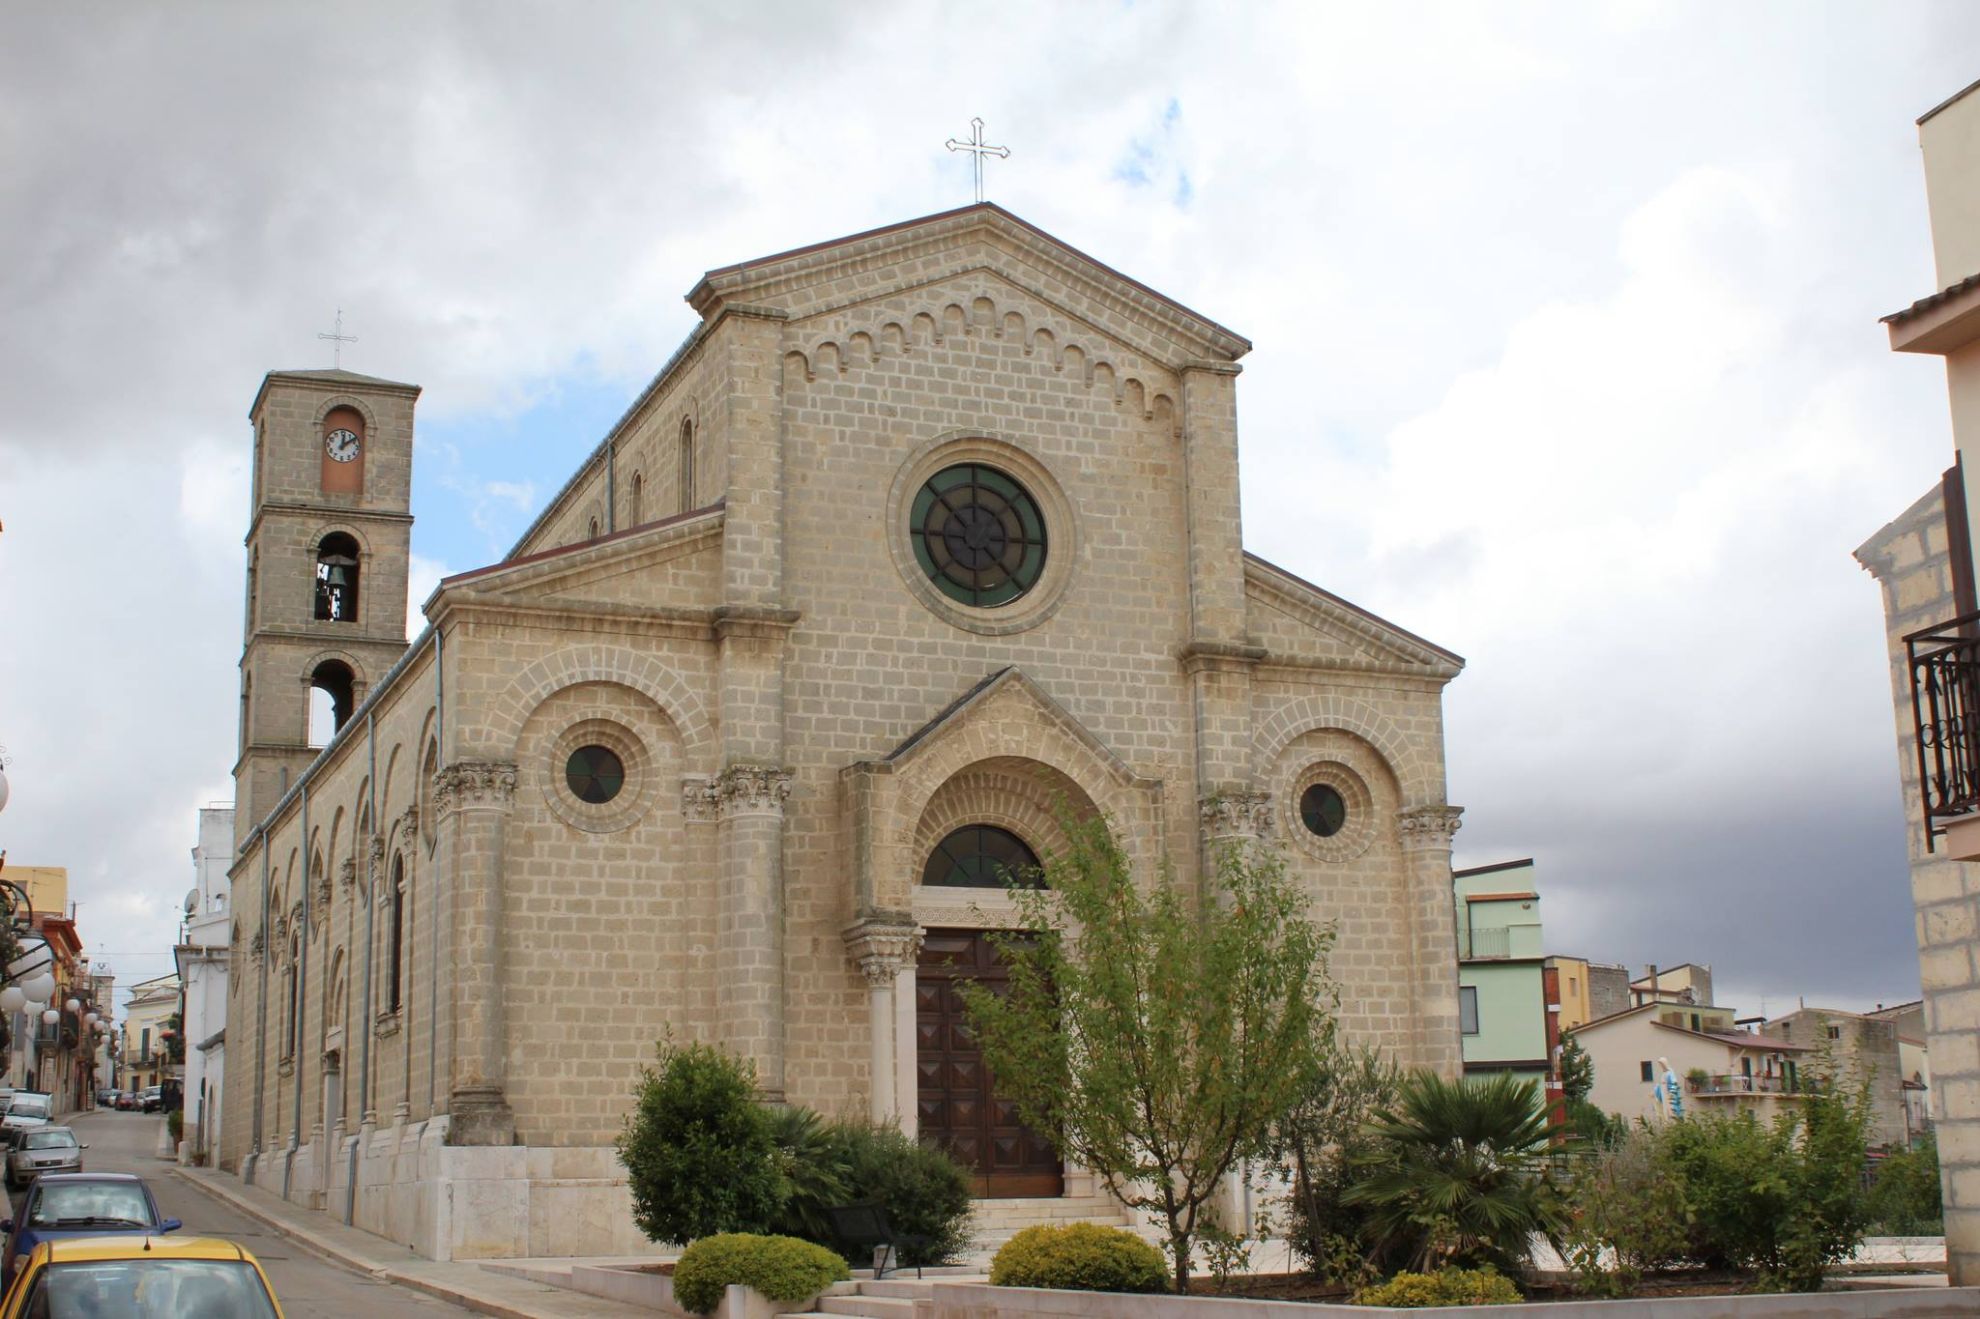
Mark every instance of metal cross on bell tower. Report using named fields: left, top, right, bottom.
left=317, top=308, right=357, bottom=368
left=946, top=118, right=1010, bottom=204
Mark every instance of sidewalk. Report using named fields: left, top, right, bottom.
left=170, top=1162, right=654, bottom=1319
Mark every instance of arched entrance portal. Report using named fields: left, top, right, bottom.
left=914, top=826, right=1063, bottom=1198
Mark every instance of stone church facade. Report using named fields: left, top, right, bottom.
left=220, top=205, right=1467, bottom=1260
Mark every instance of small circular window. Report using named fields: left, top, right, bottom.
left=1299, top=784, right=1347, bottom=838
left=565, top=746, right=625, bottom=804
left=909, top=464, right=1047, bottom=607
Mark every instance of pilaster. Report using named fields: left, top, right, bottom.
left=434, top=760, right=517, bottom=1146
left=1397, top=804, right=1465, bottom=1076
left=708, top=765, right=794, bottom=1100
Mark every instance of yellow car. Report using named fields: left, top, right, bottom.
left=0, top=1234, right=283, bottom=1317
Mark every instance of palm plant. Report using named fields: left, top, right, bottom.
left=1343, top=1070, right=1566, bottom=1275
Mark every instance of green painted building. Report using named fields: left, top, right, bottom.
left=1453, top=859, right=1549, bottom=1080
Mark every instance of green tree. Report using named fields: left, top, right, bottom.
left=959, top=815, right=1334, bottom=1294
left=1557, top=1034, right=1592, bottom=1105
left=1345, top=1070, right=1568, bottom=1275
left=1866, top=1133, right=1943, bottom=1234
left=615, top=1039, right=784, bottom=1245
left=1269, top=1041, right=1403, bottom=1284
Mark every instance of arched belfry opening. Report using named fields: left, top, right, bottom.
left=309, top=660, right=355, bottom=746
left=314, top=532, right=360, bottom=622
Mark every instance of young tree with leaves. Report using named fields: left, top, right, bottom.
left=959, top=815, right=1334, bottom=1293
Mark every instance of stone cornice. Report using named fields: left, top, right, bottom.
left=712, top=605, right=804, bottom=641
left=433, top=762, right=518, bottom=819
left=1179, top=640, right=1266, bottom=677
left=1179, top=358, right=1243, bottom=377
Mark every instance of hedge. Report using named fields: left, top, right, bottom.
left=1350, top=1267, right=1522, bottom=1308
left=989, top=1222, right=1167, bottom=1293
left=670, top=1233, right=850, bottom=1315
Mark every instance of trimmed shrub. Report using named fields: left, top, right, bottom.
left=826, top=1121, right=974, bottom=1266
left=671, top=1233, right=850, bottom=1315
left=616, top=1040, right=783, bottom=1245
left=1350, top=1267, right=1522, bottom=1308
left=989, top=1222, right=1168, bottom=1293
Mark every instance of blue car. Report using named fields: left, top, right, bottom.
left=0, top=1173, right=181, bottom=1281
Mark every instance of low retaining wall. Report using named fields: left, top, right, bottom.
left=924, top=1282, right=1980, bottom=1319
left=564, top=1264, right=822, bottom=1319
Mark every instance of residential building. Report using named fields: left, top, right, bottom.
left=1453, top=860, right=1548, bottom=1081
left=1631, top=962, right=1714, bottom=1007
left=218, top=204, right=1472, bottom=1261
left=1855, top=74, right=1980, bottom=1282
left=1575, top=1001, right=1810, bottom=1124
left=1762, top=1007, right=1909, bottom=1150
left=1548, top=955, right=1632, bottom=1033
left=175, top=804, right=233, bottom=1163
left=122, top=974, right=180, bottom=1094
left=1870, top=1002, right=1935, bottom=1144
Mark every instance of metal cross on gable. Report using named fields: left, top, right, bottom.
left=317, top=308, right=357, bottom=368
left=946, top=117, right=1010, bottom=204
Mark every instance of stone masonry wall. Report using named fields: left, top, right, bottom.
left=1857, top=480, right=1980, bottom=1281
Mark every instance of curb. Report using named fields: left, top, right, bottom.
left=166, top=1168, right=552, bottom=1319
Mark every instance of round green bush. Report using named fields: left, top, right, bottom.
left=989, top=1222, right=1167, bottom=1293
left=671, top=1233, right=850, bottom=1315
left=1351, top=1267, right=1522, bottom=1308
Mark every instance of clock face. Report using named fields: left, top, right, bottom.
left=324, top=428, right=361, bottom=463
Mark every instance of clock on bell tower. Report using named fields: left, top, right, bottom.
left=235, top=368, right=420, bottom=842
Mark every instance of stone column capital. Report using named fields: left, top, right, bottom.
left=1200, top=790, right=1274, bottom=840
left=843, top=911, right=922, bottom=987
left=1397, top=804, right=1464, bottom=851
left=702, top=765, right=794, bottom=821
left=432, top=761, right=518, bottom=819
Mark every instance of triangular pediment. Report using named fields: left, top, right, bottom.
left=1245, top=553, right=1464, bottom=680
left=882, top=666, right=1142, bottom=789
left=689, top=205, right=1249, bottom=369
left=428, top=504, right=724, bottom=617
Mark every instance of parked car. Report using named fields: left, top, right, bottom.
left=92, top=1088, right=116, bottom=1109
left=113, top=1091, right=138, bottom=1112
left=4, top=1128, right=83, bottom=1190
left=0, top=1234, right=277, bottom=1318
left=0, top=1095, right=50, bottom=1141
left=139, top=1087, right=163, bottom=1114
left=0, top=1173, right=181, bottom=1281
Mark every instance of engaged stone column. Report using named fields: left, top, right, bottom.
left=842, top=914, right=922, bottom=1124
left=703, top=766, right=794, bottom=1101
left=435, top=761, right=518, bottom=1146
left=1397, top=804, right=1464, bottom=1076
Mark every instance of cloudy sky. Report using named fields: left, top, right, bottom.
left=0, top=3, right=1971, bottom=1025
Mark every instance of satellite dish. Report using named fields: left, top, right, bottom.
left=0, top=766, right=10, bottom=815
left=183, top=889, right=199, bottom=917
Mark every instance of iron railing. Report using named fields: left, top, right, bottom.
left=1906, top=611, right=1980, bottom=849
left=1464, top=927, right=1511, bottom=960
left=1689, top=1073, right=1798, bottom=1096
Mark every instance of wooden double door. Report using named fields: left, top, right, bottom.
left=915, top=929, right=1064, bottom=1198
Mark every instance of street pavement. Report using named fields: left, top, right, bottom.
left=25, top=1109, right=476, bottom=1317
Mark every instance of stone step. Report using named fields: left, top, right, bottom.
left=818, top=1296, right=916, bottom=1318
left=857, top=1279, right=936, bottom=1300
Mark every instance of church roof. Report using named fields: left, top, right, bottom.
left=688, top=202, right=1252, bottom=362
left=250, top=368, right=420, bottom=417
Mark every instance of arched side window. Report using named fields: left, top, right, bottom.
left=284, top=929, right=301, bottom=1058
left=315, top=532, right=361, bottom=623
left=386, top=854, right=406, bottom=1014
left=678, top=420, right=695, bottom=514
left=309, top=660, right=355, bottom=746
left=587, top=516, right=599, bottom=540
left=630, top=472, right=643, bottom=526
left=240, top=674, right=253, bottom=755
left=920, top=825, right=1044, bottom=889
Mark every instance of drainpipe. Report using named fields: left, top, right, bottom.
left=349, top=711, right=379, bottom=1226
left=606, top=439, right=616, bottom=533
left=429, top=626, right=444, bottom=1114
left=249, top=838, right=270, bottom=1184
left=284, top=785, right=310, bottom=1200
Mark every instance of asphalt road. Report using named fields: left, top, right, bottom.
left=16, top=1109, right=474, bottom=1318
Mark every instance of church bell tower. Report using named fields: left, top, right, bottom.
left=234, top=369, right=420, bottom=840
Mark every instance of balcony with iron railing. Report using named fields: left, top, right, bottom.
left=1462, top=927, right=1512, bottom=960
left=1906, top=611, right=1980, bottom=856
left=1689, top=1073, right=1802, bottom=1097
